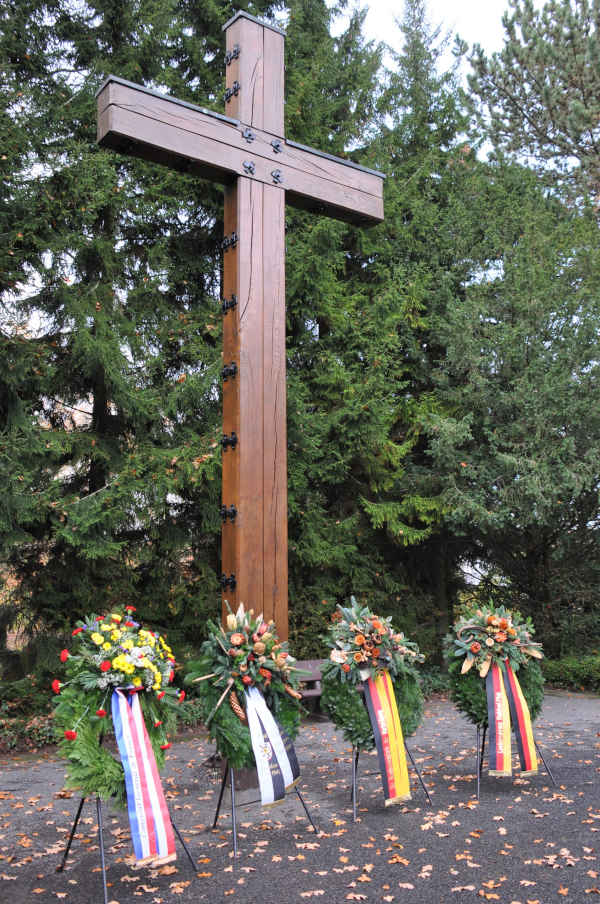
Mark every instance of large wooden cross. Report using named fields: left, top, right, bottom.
left=96, top=11, right=384, bottom=640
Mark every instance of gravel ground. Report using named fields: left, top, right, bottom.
left=0, top=689, right=598, bottom=904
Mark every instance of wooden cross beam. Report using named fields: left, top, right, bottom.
left=96, top=10, right=384, bottom=640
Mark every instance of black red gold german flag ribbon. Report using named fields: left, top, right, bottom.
left=362, top=670, right=411, bottom=806
left=486, top=661, right=538, bottom=777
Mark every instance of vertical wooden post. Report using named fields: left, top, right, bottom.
left=221, top=14, right=288, bottom=638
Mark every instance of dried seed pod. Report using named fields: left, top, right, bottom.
left=229, top=690, right=247, bottom=722
left=284, top=683, right=302, bottom=700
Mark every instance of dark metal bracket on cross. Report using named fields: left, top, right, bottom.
left=96, top=10, right=384, bottom=640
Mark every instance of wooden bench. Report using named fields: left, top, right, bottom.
left=295, top=659, right=326, bottom=709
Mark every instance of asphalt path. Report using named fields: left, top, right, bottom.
left=0, top=690, right=598, bottom=904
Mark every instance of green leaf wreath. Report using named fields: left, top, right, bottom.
left=184, top=604, right=302, bottom=769
left=320, top=598, right=425, bottom=749
left=444, top=603, right=545, bottom=726
left=52, top=607, right=184, bottom=806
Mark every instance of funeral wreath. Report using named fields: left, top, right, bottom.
left=321, top=598, right=425, bottom=749
left=53, top=607, right=183, bottom=805
left=445, top=603, right=544, bottom=726
left=185, top=604, right=302, bottom=769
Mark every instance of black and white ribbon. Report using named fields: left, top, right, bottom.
left=244, top=686, right=300, bottom=806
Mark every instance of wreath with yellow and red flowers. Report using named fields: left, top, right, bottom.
left=52, top=607, right=185, bottom=805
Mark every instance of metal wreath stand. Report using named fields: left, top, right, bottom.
left=211, top=763, right=319, bottom=858
left=475, top=722, right=557, bottom=799
left=349, top=687, right=433, bottom=821
left=56, top=737, right=197, bottom=904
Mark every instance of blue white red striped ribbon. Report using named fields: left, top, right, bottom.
left=111, top=689, right=176, bottom=864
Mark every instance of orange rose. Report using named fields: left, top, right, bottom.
left=498, top=618, right=509, bottom=630
left=470, top=641, right=481, bottom=654
left=372, top=620, right=383, bottom=631
left=371, top=646, right=380, bottom=657
left=495, top=631, right=507, bottom=642
left=353, top=651, right=364, bottom=662
left=508, top=627, right=517, bottom=637
left=342, top=663, right=350, bottom=672
left=355, top=634, right=366, bottom=645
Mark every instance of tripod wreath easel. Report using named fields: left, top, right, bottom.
left=56, top=784, right=197, bottom=904
left=210, top=762, right=319, bottom=858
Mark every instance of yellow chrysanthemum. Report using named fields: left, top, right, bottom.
left=132, top=676, right=142, bottom=686
left=101, top=624, right=111, bottom=632
left=110, top=630, right=121, bottom=641
left=122, top=639, right=134, bottom=651
left=102, top=642, right=111, bottom=650
left=91, top=632, right=104, bottom=645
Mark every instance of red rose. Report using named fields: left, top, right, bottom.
left=168, top=670, right=174, bottom=684
left=64, top=730, right=77, bottom=741
left=242, top=675, right=253, bottom=685
left=259, top=667, right=272, bottom=679
left=178, top=691, right=186, bottom=703
left=470, top=642, right=481, bottom=654
left=52, top=679, right=61, bottom=694
left=125, top=621, right=134, bottom=627
left=154, top=720, right=163, bottom=727
left=125, top=606, right=136, bottom=612
left=100, top=660, right=111, bottom=672
left=96, top=709, right=107, bottom=718
left=60, top=649, right=69, bottom=663
left=342, top=663, right=350, bottom=673
left=160, top=742, right=171, bottom=750
left=157, top=691, right=165, bottom=700
left=71, top=627, right=83, bottom=636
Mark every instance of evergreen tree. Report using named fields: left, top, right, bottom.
left=425, top=161, right=600, bottom=656
left=468, top=0, right=600, bottom=196
left=286, top=0, right=485, bottom=658
left=0, top=0, right=241, bottom=647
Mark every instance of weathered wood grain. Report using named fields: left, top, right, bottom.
left=97, top=80, right=384, bottom=225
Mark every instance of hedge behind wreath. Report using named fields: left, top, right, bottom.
left=320, top=598, right=425, bottom=749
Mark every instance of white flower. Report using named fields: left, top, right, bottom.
left=330, top=649, right=348, bottom=664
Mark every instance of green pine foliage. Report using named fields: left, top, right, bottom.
left=468, top=0, right=600, bottom=196
left=447, top=657, right=545, bottom=728
left=321, top=663, right=424, bottom=749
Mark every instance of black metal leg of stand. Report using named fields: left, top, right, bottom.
left=404, top=742, right=432, bottom=807
left=480, top=725, right=487, bottom=775
left=476, top=725, right=481, bottom=800
left=294, top=786, right=319, bottom=834
left=212, top=763, right=230, bottom=829
left=535, top=740, right=557, bottom=787
left=230, top=768, right=238, bottom=858
left=170, top=816, right=197, bottom=872
left=96, top=797, right=109, bottom=904
left=56, top=796, right=86, bottom=872
left=351, top=747, right=359, bottom=821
